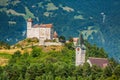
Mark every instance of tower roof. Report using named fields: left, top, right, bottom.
left=53, top=31, right=58, bottom=38
left=27, top=18, right=32, bottom=22
left=76, top=32, right=86, bottom=49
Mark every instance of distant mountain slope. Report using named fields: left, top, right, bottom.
left=0, top=0, right=120, bottom=60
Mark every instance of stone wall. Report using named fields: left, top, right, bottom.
left=43, top=42, right=63, bottom=46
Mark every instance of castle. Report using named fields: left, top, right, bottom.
left=26, top=18, right=108, bottom=67
left=27, top=18, right=58, bottom=45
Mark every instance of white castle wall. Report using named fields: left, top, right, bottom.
left=44, top=42, right=63, bottom=46
left=26, top=19, right=58, bottom=46
left=39, top=28, right=52, bottom=40
left=27, top=28, right=39, bottom=38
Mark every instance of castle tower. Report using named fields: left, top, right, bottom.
left=75, top=32, right=86, bottom=66
left=27, top=18, right=32, bottom=38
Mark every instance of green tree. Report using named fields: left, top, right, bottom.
left=74, top=66, right=83, bottom=77
left=31, top=47, right=41, bottom=57
left=59, top=36, right=66, bottom=43
left=68, top=36, right=73, bottom=42
left=65, top=42, right=74, bottom=50
left=106, top=75, right=118, bottom=80
left=25, top=65, right=38, bottom=80
left=1, top=71, right=9, bottom=80
left=82, top=63, right=91, bottom=77
left=103, top=66, right=112, bottom=78
left=113, top=65, right=120, bottom=79
left=18, top=74, right=24, bottom=80
left=91, top=65, right=103, bottom=80
left=12, top=50, right=21, bottom=58
left=4, top=65, right=20, bottom=80
left=0, top=66, right=3, bottom=76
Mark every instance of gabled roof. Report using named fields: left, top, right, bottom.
left=33, top=24, right=39, bottom=28
left=27, top=18, right=32, bottom=22
left=88, top=57, right=109, bottom=68
left=33, top=24, right=53, bottom=28
left=76, top=32, right=86, bottom=50
left=40, top=24, right=53, bottom=28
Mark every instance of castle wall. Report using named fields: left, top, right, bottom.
left=39, top=27, right=53, bottom=45
left=39, top=28, right=53, bottom=40
left=27, top=28, right=39, bottom=39
left=44, top=42, right=63, bottom=46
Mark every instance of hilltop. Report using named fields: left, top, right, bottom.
left=0, top=0, right=120, bottom=60
left=0, top=39, right=120, bottom=80
left=0, top=38, right=63, bottom=54
left=0, top=38, right=63, bottom=66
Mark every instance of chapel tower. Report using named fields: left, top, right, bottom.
left=75, top=32, right=86, bottom=66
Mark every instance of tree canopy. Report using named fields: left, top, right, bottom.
left=0, top=41, right=119, bottom=80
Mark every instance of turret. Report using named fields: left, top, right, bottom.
left=27, top=18, right=32, bottom=29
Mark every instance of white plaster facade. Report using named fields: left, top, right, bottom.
left=75, top=46, right=86, bottom=66
left=26, top=18, right=54, bottom=45
left=75, top=33, right=86, bottom=66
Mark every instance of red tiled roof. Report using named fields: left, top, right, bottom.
left=40, top=24, right=53, bottom=28
left=33, top=24, right=53, bottom=28
left=33, top=24, right=39, bottom=28
left=88, top=57, right=109, bottom=68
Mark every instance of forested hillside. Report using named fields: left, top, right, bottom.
left=0, top=41, right=119, bottom=80
left=0, top=0, right=120, bottom=60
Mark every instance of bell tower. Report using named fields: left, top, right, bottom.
left=75, top=32, right=86, bottom=66
left=27, top=18, right=32, bottom=38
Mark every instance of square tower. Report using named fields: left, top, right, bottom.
left=27, top=18, right=33, bottom=38
left=75, top=33, right=86, bottom=66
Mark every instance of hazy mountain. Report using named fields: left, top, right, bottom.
left=0, top=0, right=120, bottom=60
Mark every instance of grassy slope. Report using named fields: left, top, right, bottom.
left=0, top=53, right=11, bottom=66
